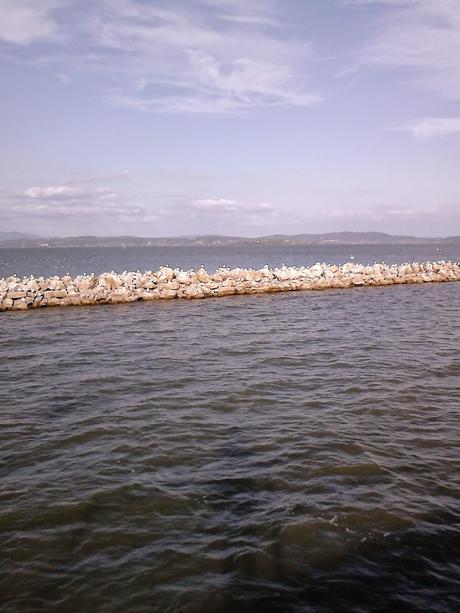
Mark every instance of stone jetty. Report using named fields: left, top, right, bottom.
left=1, top=261, right=459, bottom=312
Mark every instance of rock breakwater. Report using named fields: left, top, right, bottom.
left=1, top=261, right=459, bottom=312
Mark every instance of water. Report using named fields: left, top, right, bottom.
left=1, top=246, right=460, bottom=612
left=1, top=243, right=459, bottom=278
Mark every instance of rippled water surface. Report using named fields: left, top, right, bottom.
left=2, top=243, right=460, bottom=278
left=1, top=247, right=460, bottom=612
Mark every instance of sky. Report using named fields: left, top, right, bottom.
left=0, top=0, right=459, bottom=237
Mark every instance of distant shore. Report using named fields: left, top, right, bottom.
left=1, top=261, right=459, bottom=312
left=1, top=231, right=460, bottom=249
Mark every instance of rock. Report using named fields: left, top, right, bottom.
left=0, top=260, right=459, bottom=311
left=341, top=263, right=356, bottom=273
left=176, top=271, right=190, bottom=285
left=7, top=291, right=27, bottom=299
left=12, top=299, right=29, bottom=310
left=158, top=289, right=177, bottom=299
left=50, top=279, right=65, bottom=290
left=104, top=275, right=121, bottom=290
left=47, top=296, right=64, bottom=306
left=162, top=280, right=180, bottom=291
left=60, top=295, right=79, bottom=306
left=43, top=289, right=68, bottom=299
left=273, top=267, right=290, bottom=281
left=141, top=289, right=161, bottom=300
left=196, top=268, right=210, bottom=283
left=215, top=285, right=236, bottom=297
left=141, top=280, right=157, bottom=289
left=25, top=280, right=39, bottom=292
left=156, top=267, right=174, bottom=282
left=182, top=285, right=205, bottom=299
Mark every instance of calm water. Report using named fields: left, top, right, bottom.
left=1, top=243, right=460, bottom=278
left=1, top=246, right=460, bottom=612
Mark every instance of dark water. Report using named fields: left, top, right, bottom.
left=1, top=247, right=460, bottom=612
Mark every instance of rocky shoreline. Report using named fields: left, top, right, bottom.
left=1, top=261, right=459, bottom=312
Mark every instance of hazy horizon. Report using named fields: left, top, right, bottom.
left=1, top=0, right=459, bottom=237
left=3, top=229, right=460, bottom=244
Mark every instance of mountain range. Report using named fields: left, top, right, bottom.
left=1, top=231, right=460, bottom=248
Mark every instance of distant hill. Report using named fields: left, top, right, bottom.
left=0, top=231, right=40, bottom=242
left=253, top=232, right=450, bottom=245
left=0, top=231, right=459, bottom=248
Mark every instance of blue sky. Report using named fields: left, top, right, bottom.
left=0, top=0, right=459, bottom=237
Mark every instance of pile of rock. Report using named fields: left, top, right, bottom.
left=1, top=261, right=459, bottom=312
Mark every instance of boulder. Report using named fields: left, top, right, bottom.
left=12, top=299, right=29, bottom=310
left=43, top=289, right=68, bottom=299
left=196, top=267, right=210, bottom=283
left=7, top=291, right=27, bottom=299
left=156, top=267, right=174, bottom=282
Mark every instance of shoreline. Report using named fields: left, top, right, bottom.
left=1, top=260, right=460, bottom=312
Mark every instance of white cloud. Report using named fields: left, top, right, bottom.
left=1, top=0, right=319, bottom=115
left=202, top=0, right=277, bottom=18
left=192, top=198, right=274, bottom=214
left=116, top=42, right=320, bottom=113
left=100, top=0, right=319, bottom=113
left=192, top=198, right=275, bottom=214
left=189, top=197, right=277, bottom=228
left=0, top=0, right=61, bottom=45
left=344, top=0, right=460, bottom=100
left=25, top=185, right=95, bottom=199
left=392, top=117, right=460, bottom=139
left=193, top=198, right=239, bottom=210
left=186, top=50, right=319, bottom=109
left=218, top=14, right=277, bottom=26
left=342, top=0, right=413, bottom=5
left=0, top=180, right=155, bottom=223
left=0, top=179, right=277, bottom=231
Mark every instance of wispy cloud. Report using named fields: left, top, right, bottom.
left=188, top=197, right=278, bottom=228
left=0, top=172, right=278, bottom=234
left=343, top=0, right=460, bottom=100
left=342, top=0, right=413, bottom=6
left=91, top=0, right=320, bottom=114
left=0, top=0, right=61, bottom=45
left=0, top=179, right=156, bottom=223
left=192, top=198, right=275, bottom=214
left=218, top=14, right=277, bottom=26
left=302, top=202, right=460, bottom=233
left=0, top=0, right=320, bottom=114
left=65, top=170, right=133, bottom=185
left=391, top=117, right=460, bottom=139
